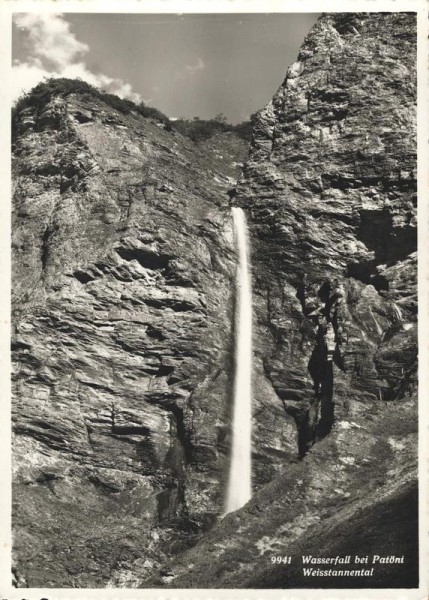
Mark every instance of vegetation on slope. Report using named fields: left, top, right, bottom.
left=12, top=77, right=253, bottom=142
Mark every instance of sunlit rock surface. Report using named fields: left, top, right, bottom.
left=238, top=12, right=417, bottom=460
left=12, top=91, right=250, bottom=586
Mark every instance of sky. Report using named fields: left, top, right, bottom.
left=12, top=12, right=319, bottom=123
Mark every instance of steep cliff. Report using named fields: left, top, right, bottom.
left=12, top=89, right=249, bottom=586
left=12, top=11, right=417, bottom=590
left=240, top=11, right=417, bottom=461
left=147, top=11, right=418, bottom=589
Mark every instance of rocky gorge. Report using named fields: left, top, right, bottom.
left=11, top=12, right=418, bottom=589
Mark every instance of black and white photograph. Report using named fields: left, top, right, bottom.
left=2, top=0, right=427, bottom=596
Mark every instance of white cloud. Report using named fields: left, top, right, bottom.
left=175, top=56, right=205, bottom=81
left=186, top=57, right=204, bottom=74
left=12, top=13, right=142, bottom=104
left=14, top=13, right=88, bottom=71
left=12, top=59, right=50, bottom=102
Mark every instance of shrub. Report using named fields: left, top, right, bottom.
left=12, top=77, right=253, bottom=142
left=172, top=113, right=252, bottom=142
left=13, top=78, right=99, bottom=117
left=137, top=103, right=170, bottom=125
left=12, top=77, right=169, bottom=123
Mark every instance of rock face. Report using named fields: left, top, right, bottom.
left=12, top=92, right=249, bottom=586
left=238, top=11, right=417, bottom=460
left=161, top=12, right=417, bottom=588
left=154, top=397, right=418, bottom=588
left=12, top=12, right=417, bottom=590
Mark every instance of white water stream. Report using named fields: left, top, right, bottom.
left=225, top=207, right=252, bottom=513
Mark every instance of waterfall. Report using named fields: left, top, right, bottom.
left=225, top=207, right=252, bottom=513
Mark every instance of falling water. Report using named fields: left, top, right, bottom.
left=225, top=207, right=252, bottom=513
